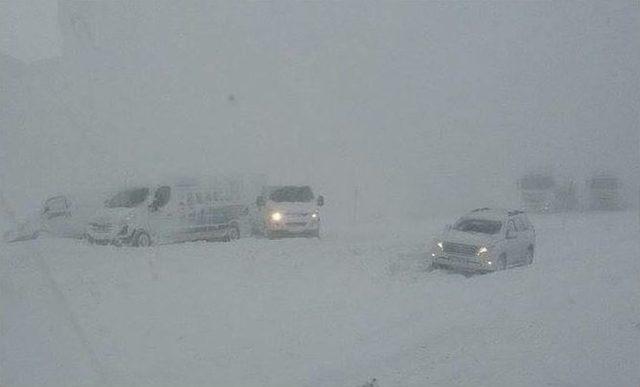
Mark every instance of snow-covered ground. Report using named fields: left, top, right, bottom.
left=1, top=211, right=639, bottom=387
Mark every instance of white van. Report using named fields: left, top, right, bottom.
left=255, top=185, right=324, bottom=239
left=86, top=181, right=250, bottom=246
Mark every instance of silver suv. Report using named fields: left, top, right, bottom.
left=431, top=208, right=535, bottom=272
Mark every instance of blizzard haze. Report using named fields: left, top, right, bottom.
left=1, top=0, right=638, bottom=220
left=2, top=2, right=640, bottom=387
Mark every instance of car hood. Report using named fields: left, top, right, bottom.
left=266, top=201, right=316, bottom=214
left=90, top=207, right=138, bottom=224
left=441, top=230, right=498, bottom=246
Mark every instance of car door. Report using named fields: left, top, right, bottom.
left=514, top=216, right=530, bottom=264
left=147, top=186, right=175, bottom=242
left=42, top=196, right=72, bottom=237
left=505, top=219, right=520, bottom=266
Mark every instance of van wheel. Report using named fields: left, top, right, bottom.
left=226, top=225, right=240, bottom=242
left=526, top=246, right=534, bottom=265
left=499, top=254, right=507, bottom=270
left=134, top=231, right=151, bottom=247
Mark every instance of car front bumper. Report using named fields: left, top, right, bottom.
left=266, top=218, right=319, bottom=236
left=432, top=254, right=496, bottom=272
left=86, top=228, right=134, bottom=246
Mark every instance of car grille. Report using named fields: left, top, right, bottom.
left=90, top=223, right=113, bottom=233
left=286, top=222, right=307, bottom=227
left=443, top=242, right=478, bottom=256
left=286, top=212, right=309, bottom=217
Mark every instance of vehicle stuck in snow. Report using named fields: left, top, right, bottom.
left=85, top=178, right=253, bottom=246
left=431, top=208, right=535, bottom=273
left=255, top=185, right=324, bottom=239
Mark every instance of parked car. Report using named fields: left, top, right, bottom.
left=86, top=180, right=250, bottom=246
left=3, top=193, right=106, bottom=242
left=430, top=208, right=535, bottom=273
left=254, top=185, right=324, bottom=238
left=40, top=194, right=108, bottom=238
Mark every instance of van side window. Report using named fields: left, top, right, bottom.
left=516, top=216, right=528, bottom=231
left=153, top=186, right=171, bottom=209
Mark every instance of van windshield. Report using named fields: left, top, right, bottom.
left=106, top=188, right=149, bottom=208
left=269, top=186, right=314, bottom=203
left=454, top=218, right=502, bottom=234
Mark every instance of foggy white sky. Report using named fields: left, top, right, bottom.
left=0, top=0, right=61, bottom=62
left=1, top=1, right=638, bottom=220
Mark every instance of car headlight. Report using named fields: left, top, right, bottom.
left=271, top=212, right=283, bottom=222
left=477, top=246, right=488, bottom=256
left=311, top=212, right=318, bottom=218
left=436, top=241, right=443, bottom=250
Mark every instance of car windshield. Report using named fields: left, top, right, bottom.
left=453, top=218, right=503, bottom=234
left=269, top=186, right=314, bottom=203
left=105, top=188, right=149, bottom=208
left=520, top=175, right=555, bottom=190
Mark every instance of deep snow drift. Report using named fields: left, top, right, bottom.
left=1, top=211, right=639, bottom=387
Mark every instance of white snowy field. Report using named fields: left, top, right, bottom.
left=1, top=211, right=639, bottom=387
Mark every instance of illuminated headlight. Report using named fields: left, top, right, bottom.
left=477, top=246, right=488, bottom=256
left=311, top=212, right=318, bottom=218
left=437, top=241, right=443, bottom=250
left=271, top=212, right=283, bottom=222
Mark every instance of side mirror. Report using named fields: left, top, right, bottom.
left=256, top=196, right=265, bottom=207
left=317, top=195, right=324, bottom=207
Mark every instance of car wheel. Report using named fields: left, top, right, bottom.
left=499, top=254, right=507, bottom=270
left=134, top=231, right=151, bottom=247
left=226, top=225, right=240, bottom=242
left=526, top=246, right=534, bottom=265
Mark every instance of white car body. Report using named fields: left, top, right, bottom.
left=256, top=185, right=323, bottom=238
left=431, top=208, right=535, bottom=272
left=41, top=194, right=108, bottom=238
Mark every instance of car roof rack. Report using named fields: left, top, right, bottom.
left=508, top=210, right=524, bottom=216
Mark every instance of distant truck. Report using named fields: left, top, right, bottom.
left=586, top=174, right=622, bottom=210
left=517, top=173, right=577, bottom=213
left=254, top=185, right=324, bottom=238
